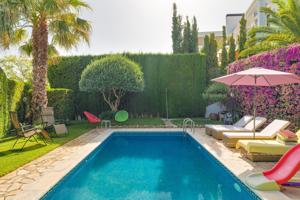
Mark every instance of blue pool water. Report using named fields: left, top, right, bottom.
left=43, top=132, right=260, bottom=200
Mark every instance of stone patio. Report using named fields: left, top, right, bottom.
left=0, top=128, right=299, bottom=200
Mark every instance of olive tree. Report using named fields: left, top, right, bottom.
left=79, top=56, right=144, bottom=111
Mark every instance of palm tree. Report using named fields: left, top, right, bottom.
left=240, top=0, right=300, bottom=58
left=0, top=0, right=91, bottom=119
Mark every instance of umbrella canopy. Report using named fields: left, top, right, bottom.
left=212, top=67, right=300, bottom=86
left=212, top=67, right=300, bottom=138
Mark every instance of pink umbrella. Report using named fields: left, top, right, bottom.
left=212, top=67, right=300, bottom=138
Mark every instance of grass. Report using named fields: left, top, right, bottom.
left=0, top=122, right=94, bottom=177
left=171, top=118, right=222, bottom=127
left=112, top=117, right=164, bottom=127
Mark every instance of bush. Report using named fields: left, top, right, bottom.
left=79, top=56, right=144, bottom=111
left=47, top=88, right=74, bottom=120
left=202, top=83, right=228, bottom=104
left=49, top=53, right=207, bottom=117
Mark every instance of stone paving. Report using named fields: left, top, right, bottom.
left=0, top=128, right=299, bottom=200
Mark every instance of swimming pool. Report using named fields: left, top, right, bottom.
left=43, top=132, right=260, bottom=200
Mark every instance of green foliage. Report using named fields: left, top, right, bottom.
left=228, top=35, right=236, bottom=63
left=182, top=17, right=192, bottom=53
left=49, top=53, right=208, bottom=117
left=7, top=79, right=24, bottom=112
left=0, top=56, right=32, bottom=82
left=208, top=33, right=218, bottom=67
left=238, top=15, right=247, bottom=53
left=47, top=88, right=74, bottom=120
left=202, top=83, right=228, bottom=104
left=80, top=56, right=144, bottom=93
left=79, top=56, right=144, bottom=111
left=221, top=26, right=228, bottom=74
left=240, top=0, right=300, bottom=57
left=0, top=68, right=8, bottom=137
left=99, top=111, right=116, bottom=120
left=0, top=69, right=25, bottom=137
left=191, top=16, right=199, bottom=53
left=172, top=3, right=183, bottom=53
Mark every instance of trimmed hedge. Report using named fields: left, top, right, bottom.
left=47, top=88, right=74, bottom=120
left=0, top=68, right=8, bottom=137
left=49, top=53, right=207, bottom=117
left=0, top=70, right=25, bottom=137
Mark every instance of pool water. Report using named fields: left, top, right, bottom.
left=43, top=132, right=260, bottom=200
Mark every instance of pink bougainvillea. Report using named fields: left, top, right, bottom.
left=228, top=44, right=300, bottom=129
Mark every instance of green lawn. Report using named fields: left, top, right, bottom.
left=171, top=118, right=222, bottom=127
left=112, top=118, right=164, bottom=126
left=0, top=122, right=94, bottom=177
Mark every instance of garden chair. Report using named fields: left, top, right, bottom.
left=222, top=119, right=290, bottom=147
left=212, top=117, right=267, bottom=140
left=10, top=112, right=48, bottom=150
left=41, top=107, right=68, bottom=136
left=205, top=115, right=253, bottom=136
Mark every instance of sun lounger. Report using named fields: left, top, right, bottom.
left=236, top=140, right=295, bottom=162
left=205, top=115, right=253, bottom=136
left=211, top=117, right=267, bottom=140
left=223, top=119, right=290, bottom=148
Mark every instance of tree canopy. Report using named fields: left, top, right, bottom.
left=79, top=56, right=144, bottom=111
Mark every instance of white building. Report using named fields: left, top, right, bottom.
left=226, top=0, right=275, bottom=41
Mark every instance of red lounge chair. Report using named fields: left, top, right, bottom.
left=83, top=111, right=101, bottom=126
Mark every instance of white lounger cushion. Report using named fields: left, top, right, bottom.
left=223, top=119, right=290, bottom=138
left=205, top=115, right=253, bottom=130
left=233, top=115, right=253, bottom=127
left=205, top=116, right=266, bottom=132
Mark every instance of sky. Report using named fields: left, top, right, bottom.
left=0, top=0, right=253, bottom=57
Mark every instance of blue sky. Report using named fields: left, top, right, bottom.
left=0, top=0, right=252, bottom=57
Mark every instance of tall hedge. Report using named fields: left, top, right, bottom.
left=0, top=68, right=8, bottom=137
left=49, top=53, right=207, bottom=117
left=0, top=70, right=25, bottom=137
left=47, top=88, right=74, bottom=120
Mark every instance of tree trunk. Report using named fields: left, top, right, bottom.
left=101, top=89, right=124, bottom=112
left=31, top=16, right=48, bottom=120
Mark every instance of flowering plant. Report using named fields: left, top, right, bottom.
left=228, top=44, right=300, bottom=129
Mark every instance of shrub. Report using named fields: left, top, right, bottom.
left=228, top=44, right=300, bottom=129
left=202, top=83, right=228, bottom=104
left=99, top=111, right=115, bottom=120
left=79, top=56, right=144, bottom=111
left=47, top=88, right=74, bottom=120
left=49, top=53, right=207, bottom=117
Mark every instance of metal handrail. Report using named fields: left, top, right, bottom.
left=183, top=118, right=195, bottom=134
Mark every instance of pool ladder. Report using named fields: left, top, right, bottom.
left=183, top=118, right=195, bottom=134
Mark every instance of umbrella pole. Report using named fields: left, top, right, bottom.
left=253, top=76, right=257, bottom=139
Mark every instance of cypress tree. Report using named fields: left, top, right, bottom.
left=238, top=15, right=247, bottom=52
left=202, top=35, right=210, bottom=84
left=182, top=16, right=191, bottom=53
left=220, top=26, right=228, bottom=74
left=228, top=35, right=236, bottom=63
left=209, top=33, right=218, bottom=68
left=191, top=16, right=199, bottom=53
left=172, top=3, right=183, bottom=53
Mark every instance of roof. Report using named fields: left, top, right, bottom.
left=226, top=13, right=244, bottom=17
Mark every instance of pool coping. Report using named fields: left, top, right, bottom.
left=0, top=128, right=297, bottom=200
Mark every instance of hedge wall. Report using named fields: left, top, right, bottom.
left=47, top=88, right=74, bottom=120
left=0, top=69, right=25, bottom=137
left=49, top=53, right=207, bottom=118
left=0, top=68, right=8, bottom=137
